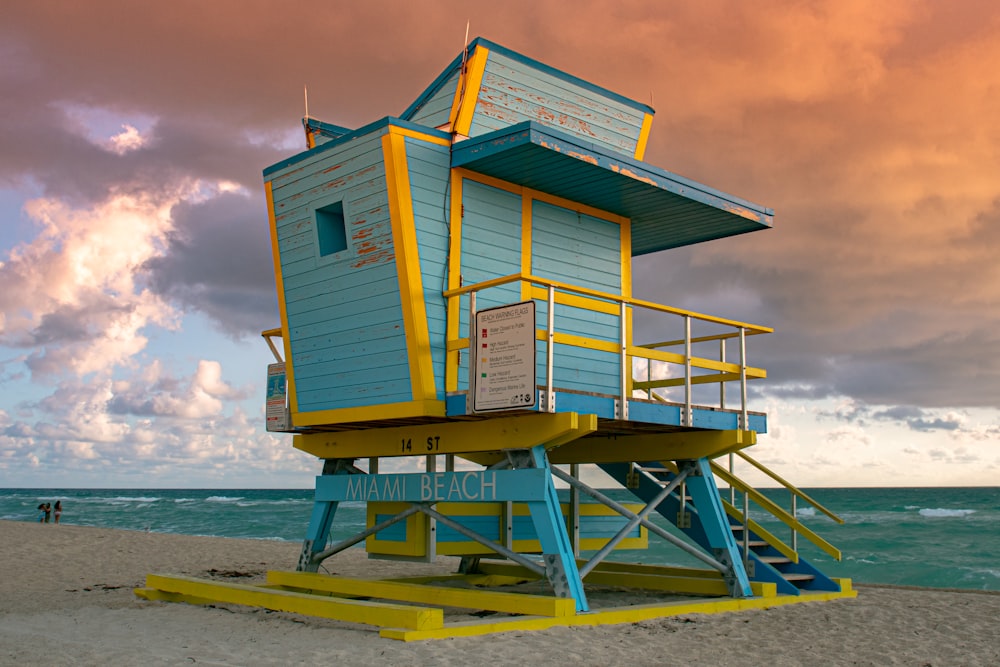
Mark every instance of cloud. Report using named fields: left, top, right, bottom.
left=0, top=364, right=307, bottom=485
left=108, top=360, right=252, bottom=419
left=2, top=1, right=1000, bottom=487
left=143, top=191, right=279, bottom=336
left=0, top=193, right=179, bottom=378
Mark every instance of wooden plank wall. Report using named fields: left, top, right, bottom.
left=470, top=51, right=646, bottom=156
left=406, top=136, right=451, bottom=399
left=456, top=180, right=524, bottom=391
left=268, top=127, right=412, bottom=413
left=531, top=201, right=622, bottom=395
left=407, top=70, right=460, bottom=130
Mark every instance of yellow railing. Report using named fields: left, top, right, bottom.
left=443, top=272, right=771, bottom=424
left=660, top=454, right=844, bottom=562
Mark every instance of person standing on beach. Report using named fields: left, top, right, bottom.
left=54, top=501, right=62, bottom=524
left=43, top=503, right=52, bottom=523
left=37, top=503, right=45, bottom=523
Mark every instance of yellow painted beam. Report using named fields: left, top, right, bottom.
left=294, top=412, right=597, bottom=459
left=383, top=132, right=437, bottom=402
left=445, top=169, right=464, bottom=393
left=715, top=464, right=842, bottom=561
left=380, top=586, right=857, bottom=640
left=141, top=574, right=443, bottom=630
left=264, top=181, right=298, bottom=414
left=547, top=429, right=756, bottom=464
left=583, top=570, right=729, bottom=596
left=589, top=562, right=722, bottom=579
left=290, top=399, right=446, bottom=430
left=450, top=46, right=490, bottom=136
left=134, top=588, right=219, bottom=606
left=634, top=112, right=654, bottom=161
left=267, top=571, right=576, bottom=617
left=527, top=286, right=621, bottom=316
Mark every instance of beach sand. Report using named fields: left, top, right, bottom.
left=1, top=519, right=997, bottom=666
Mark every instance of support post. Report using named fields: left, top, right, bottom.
left=518, top=446, right=588, bottom=611
left=683, top=457, right=753, bottom=597
left=298, top=459, right=358, bottom=572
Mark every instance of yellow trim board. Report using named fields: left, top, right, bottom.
left=445, top=169, right=464, bottom=392
left=264, top=181, right=298, bottom=413
left=547, top=429, right=756, bottom=464
left=138, top=571, right=856, bottom=642
left=450, top=45, right=490, bottom=135
left=381, top=586, right=858, bottom=641
left=382, top=132, right=437, bottom=402
left=267, top=571, right=575, bottom=618
left=139, top=574, right=442, bottom=630
left=294, top=411, right=597, bottom=459
left=634, top=112, right=654, bottom=161
left=291, top=399, right=446, bottom=430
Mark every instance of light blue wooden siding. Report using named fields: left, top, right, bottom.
left=405, top=137, right=451, bottom=399
left=532, top=201, right=622, bottom=395
left=469, top=51, right=645, bottom=156
left=406, top=70, right=459, bottom=129
left=456, top=180, right=523, bottom=391
left=268, top=127, right=412, bottom=413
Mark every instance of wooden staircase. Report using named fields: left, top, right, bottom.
left=600, top=454, right=845, bottom=596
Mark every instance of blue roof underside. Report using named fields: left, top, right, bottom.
left=451, top=121, right=773, bottom=255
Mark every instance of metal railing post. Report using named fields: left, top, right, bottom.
left=684, top=315, right=692, bottom=426
left=546, top=285, right=555, bottom=412
left=791, top=492, right=798, bottom=552
left=619, top=301, right=629, bottom=420
left=467, top=291, right=477, bottom=414
left=739, top=326, right=748, bottom=431
left=743, top=491, right=750, bottom=565
left=719, top=338, right=726, bottom=409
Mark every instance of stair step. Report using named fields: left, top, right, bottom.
left=758, top=556, right=792, bottom=565
left=781, top=573, right=815, bottom=582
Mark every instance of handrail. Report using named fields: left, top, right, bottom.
left=445, top=271, right=770, bottom=425
left=442, top=272, right=772, bottom=335
left=735, top=451, right=844, bottom=524
left=710, top=461, right=842, bottom=561
left=261, top=328, right=284, bottom=363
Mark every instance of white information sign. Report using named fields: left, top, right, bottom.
left=473, top=301, right=537, bottom=412
left=266, top=363, right=290, bottom=431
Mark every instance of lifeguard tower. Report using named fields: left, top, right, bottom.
left=138, top=38, right=853, bottom=639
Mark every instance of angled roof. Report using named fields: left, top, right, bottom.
left=451, top=121, right=773, bottom=255
left=402, top=37, right=654, bottom=122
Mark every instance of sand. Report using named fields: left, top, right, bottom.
left=1, top=519, right=997, bottom=666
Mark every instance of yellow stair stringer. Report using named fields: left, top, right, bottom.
left=711, top=460, right=842, bottom=561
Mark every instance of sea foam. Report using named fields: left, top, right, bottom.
left=918, top=508, right=976, bottom=518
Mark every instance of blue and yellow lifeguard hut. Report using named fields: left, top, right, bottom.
left=140, top=38, right=853, bottom=639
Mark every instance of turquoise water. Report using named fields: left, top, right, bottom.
left=3, top=486, right=997, bottom=592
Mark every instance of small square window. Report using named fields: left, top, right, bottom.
left=316, top=201, right=347, bottom=256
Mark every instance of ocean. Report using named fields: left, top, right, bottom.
left=3, top=486, right=998, bottom=592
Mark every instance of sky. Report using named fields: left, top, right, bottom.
left=1, top=1, right=998, bottom=489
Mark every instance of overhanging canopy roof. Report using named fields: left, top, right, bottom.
left=451, top=122, right=773, bottom=255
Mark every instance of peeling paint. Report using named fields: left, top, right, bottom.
left=566, top=151, right=599, bottom=166
left=722, top=203, right=764, bottom=222
left=610, top=164, right=660, bottom=187
left=350, top=248, right=394, bottom=268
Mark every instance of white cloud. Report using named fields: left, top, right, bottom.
left=0, top=192, right=180, bottom=376
left=107, top=123, right=148, bottom=155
